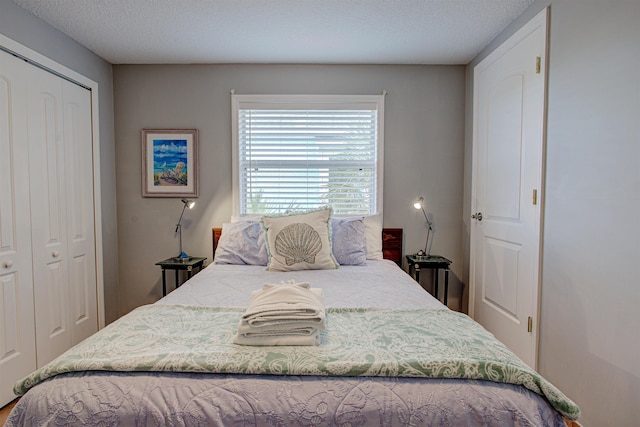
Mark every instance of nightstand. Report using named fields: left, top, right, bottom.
left=155, top=257, right=207, bottom=296
left=406, top=254, right=452, bottom=306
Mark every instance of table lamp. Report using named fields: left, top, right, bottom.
left=413, top=197, right=433, bottom=256
left=175, top=198, right=195, bottom=260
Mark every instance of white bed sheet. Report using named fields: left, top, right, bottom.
left=158, top=259, right=443, bottom=310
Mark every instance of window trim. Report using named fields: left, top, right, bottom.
left=231, top=94, right=385, bottom=218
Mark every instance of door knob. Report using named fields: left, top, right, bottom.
left=2, top=261, right=12, bottom=269
left=471, top=212, right=483, bottom=221
left=52, top=251, right=60, bottom=258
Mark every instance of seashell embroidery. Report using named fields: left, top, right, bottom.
left=274, top=223, right=322, bottom=266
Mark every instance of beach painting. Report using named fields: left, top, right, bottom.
left=153, top=139, right=188, bottom=186
left=142, top=129, right=199, bottom=197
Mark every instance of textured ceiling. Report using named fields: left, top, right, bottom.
left=11, top=0, right=535, bottom=65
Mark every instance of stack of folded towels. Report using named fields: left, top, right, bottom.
left=233, top=280, right=326, bottom=346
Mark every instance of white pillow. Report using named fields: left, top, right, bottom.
left=213, top=221, right=267, bottom=265
left=363, top=214, right=383, bottom=260
left=262, top=208, right=339, bottom=272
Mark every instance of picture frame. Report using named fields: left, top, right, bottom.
left=142, top=129, right=199, bottom=197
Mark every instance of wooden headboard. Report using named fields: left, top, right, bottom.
left=212, top=227, right=403, bottom=266
left=381, top=228, right=403, bottom=266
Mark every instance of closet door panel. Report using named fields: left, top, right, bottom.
left=27, top=65, right=71, bottom=367
left=0, top=50, right=37, bottom=407
left=63, top=81, right=97, bottom=343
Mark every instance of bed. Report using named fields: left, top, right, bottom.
left=7, top=213, right=580, bottom=426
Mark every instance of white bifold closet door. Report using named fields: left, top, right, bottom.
left=0, top=49, right=98, bottom=405
left=27, top=61, right=98, bottom=367
left=0, top=49, right=37, bottom=406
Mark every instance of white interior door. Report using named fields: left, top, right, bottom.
left=0, top=50, right=37, bottom=407
left=63, top=80, right=98, bottom=345
left=471, top=9, right=547, bottom=369
left=27, top=64, right=73, bottom=367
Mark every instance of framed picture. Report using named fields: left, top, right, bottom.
left=142, top=129, right=199, bottom=197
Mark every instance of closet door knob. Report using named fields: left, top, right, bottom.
left=2, top=261, right=12, bottom=269
left=52, top=251, right=60, bottom=258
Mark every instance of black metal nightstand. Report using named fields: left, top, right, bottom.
left=406, top=254, right=452, bottom=306
left=155, top=257, right=207, bottom=296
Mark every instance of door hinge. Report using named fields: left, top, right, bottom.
left=536, top=56, right=541, bottom=74
left=532, top=189, right=538, bottom=205
left=527, top=316, right=533, bottom=333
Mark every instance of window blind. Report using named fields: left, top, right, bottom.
left=238, top=108, right=378, bottom=215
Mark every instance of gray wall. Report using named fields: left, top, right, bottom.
left=464, top=1, right=640, bottom=425
left=113, top=64, right=466, bottom=315
left=0, top=1, right=119, bottom=325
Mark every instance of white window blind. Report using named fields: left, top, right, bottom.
left=232, top=95, right=384, bottom=216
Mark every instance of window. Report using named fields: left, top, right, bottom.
left=232, top=94, right=384, bottom=217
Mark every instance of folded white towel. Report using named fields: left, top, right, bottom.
left=237, top=319, right=320, bottom=336
left=235, top=280, right=326, bottom=346
left=243, top=283, right=325, bottom=328
left=233, top=332, right=320, bottom=346
left=237, top=321, right=318, bottom=337
left=244, top=310, right=326, bottom=329
left=261, top=280, right=311, bottom=290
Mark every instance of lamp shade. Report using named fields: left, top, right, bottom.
left=182, top=198, right=195, bottom=209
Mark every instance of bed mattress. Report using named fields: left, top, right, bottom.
left=7, top=261, right=575, bottom=426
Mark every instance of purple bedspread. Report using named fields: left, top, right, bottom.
left=7, top=371, right=567, bottom=426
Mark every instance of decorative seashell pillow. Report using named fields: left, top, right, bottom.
left=262, top=208, right=339, bottom=272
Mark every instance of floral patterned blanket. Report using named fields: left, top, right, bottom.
left=14, top=304, right=580, bottom=420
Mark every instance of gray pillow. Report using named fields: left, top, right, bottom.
left=331, top=217, right=367, bottom=265
left=213, top=221, right=268, bottom=265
